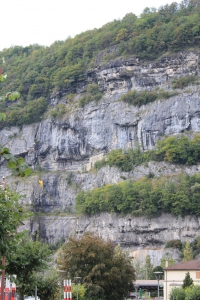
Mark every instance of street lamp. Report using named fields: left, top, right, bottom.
left=153, top=272, right=163, bottom=300
left=74, top=277, right=82, bottom=300
left=58, top=282, right=61, bottom=300
left=57, top=270, right=66, bottom=300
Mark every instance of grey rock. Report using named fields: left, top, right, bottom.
left=1, top=51, right=200, bottom=263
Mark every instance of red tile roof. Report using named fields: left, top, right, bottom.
left=165, top=260, right=200, bottom=270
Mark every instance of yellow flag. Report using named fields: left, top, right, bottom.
left=38, top=180, right=43, bottom=188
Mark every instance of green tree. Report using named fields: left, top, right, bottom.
left=160, top=254, right=176, bottom=269
left=28, top=270, right=60, bottom=300
left=185, top=285, right=200, bottom=300
left=58, top=233, right=135, bottom=300
left=6, top=232, right=51, bottom=300
left=183, top=241, right=193, bottom=262
left=170, top=287, right=185, bottom=300
left=0, top=187, right=29, bottom=259
left=0, top=66, right=20, bottom=121
left=152, top=266, right=164, bottom=279
left=132, top=258, right=146, bottom=279
left=0, top=65, right=32, bottom=177
left=182, top=272, right=193, bottom=289
left=72, top=283, right=86, bottom=300
left=144, top=255, right=154, bottom=279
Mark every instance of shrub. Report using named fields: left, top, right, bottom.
left=182, top=272, right=193, bottom=289
left=170, top=287, right=185, bottom=300
left=120, top=89, right=177, bottom=107
left=1, top=97, right=48, bottom=128
left=185, top=285, right=200, bottom=300
left=172, top=75, right=199, bottom=89
left=75, top=172, right=200, bottom=217
left=154, top=135, right=200, bottom=165
left=94, top=147, right=152, bottom=172
left=165, top=239, right=182, bottom=250
left=79, top=84, right=102, bottom=107
left=50, top=103, right=67, bottom=119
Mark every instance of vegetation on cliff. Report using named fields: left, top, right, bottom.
left=75, top=172, right=200, bottom=217
left=94, top=135, right=200, bottom=172
left=0, top=0, right=200, bottom=127
left=120, top=88, right=178, bottom=107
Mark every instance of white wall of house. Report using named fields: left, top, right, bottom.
left=164, top=270, right=200, bottom=300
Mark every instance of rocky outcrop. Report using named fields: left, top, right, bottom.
left=20, top=211, right=199, bottom=265
left=1, top=51, right=200, bottom=262
left=2, top=88, right=200, bottom=174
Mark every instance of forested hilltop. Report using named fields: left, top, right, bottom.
left=1, top=0, right=200, bottom=252
left=0, top=0, right=200, bottom=128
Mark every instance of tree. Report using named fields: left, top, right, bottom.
left=160, top=254, right=176, bottom=268
left=182, top=272, right=193, bottom=289
left=72, top=283, right=86, bottom=300
left=170, top=287, right=185, bottom=300
left=6, top=232, right=51, bottom=300
left=152, top=266, right=164, bottom=279
left=183, top=241, right=193, bottom=262
left=58, top=233, right=135, bottom=300
left=0, top=66, right=32, bottom=177
left=0, top=63, right=20, bottom=121
left=28, top=270, right=60, bottom=300
left=144, top=255, right=154, bottom=279
left=132, top=258, right=146, bottom=279
left=0, top=186, right=29, bottom=259
left=185, top=285, right=200, bottom=300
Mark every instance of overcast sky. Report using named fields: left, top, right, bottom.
left=1, top=0, right=182, bottom=51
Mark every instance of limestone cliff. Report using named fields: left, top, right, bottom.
left=1, top=51, right=200, bottom=263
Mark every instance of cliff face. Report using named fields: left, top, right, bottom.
left=1, top=51, right=200, bottom=261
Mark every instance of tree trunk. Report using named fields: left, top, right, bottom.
left=19, top=288, right=25, bottom=300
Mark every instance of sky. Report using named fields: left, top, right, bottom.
left=1, top=0, right=182, bottom=51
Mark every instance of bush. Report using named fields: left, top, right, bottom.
left=154, top=135, right=200, bottom=165
left=75, top=172, right=200, bottom=217
left=172, top=75, right=199, bottom=89
left=79, top=84, right=102, bottom=107
left=170, top=287, right=185, bottom=300
left=191, top=236, right=200, bottom=258
left=1, top=97, right=48, bottom=128
left=50, top=103, right=67, bottom=119
left=120, top=89, right=177, bottom=107
left=185, top=285, right=200, bottom=300
left=94, top=147, right=152, bottom=172
left=165, top=239, right=182, bottom=250
left=94, top=135, right=200, bottom=173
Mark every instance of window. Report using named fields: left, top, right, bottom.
left=196, top=271, right=200, bottom=279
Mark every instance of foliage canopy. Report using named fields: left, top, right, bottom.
left=58, top=233, right=135, bottom=300
left=75, top=172, right=200, bottom=217
left=6, top=232, right=51, bottom=300
left=1, top=0, right=200, bottom=127
left=0, top=187, right=29, bottom=258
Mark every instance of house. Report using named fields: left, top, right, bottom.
left=164, top=260, right=200, bottom=300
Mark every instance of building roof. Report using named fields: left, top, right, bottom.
left=165, top=260, right=200, bottom=271
left=133, top=280, right=164, bottom=291
left=134, top=280, right=164, bottom=287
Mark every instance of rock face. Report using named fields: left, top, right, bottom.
left=1, top=51, right=200, bottom=262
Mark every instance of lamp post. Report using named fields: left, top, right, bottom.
left=58, top=282, right=61, bottom=300
left=57, top=270, right=66, bottom=300
left=35, top=272, right=38, bottom=300
left=153, top=272, right=163, bottom=300
left=74, top=277, right=82, bottom=300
